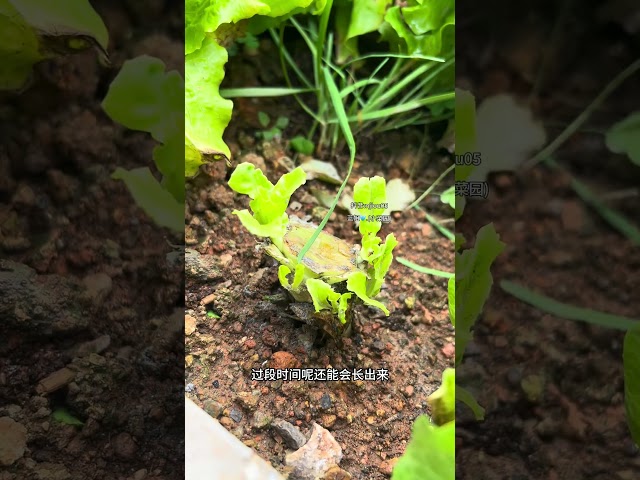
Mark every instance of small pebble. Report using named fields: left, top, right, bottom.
left=506, top=367, right=522, bottom=386
left=272, top=419, right=307, bottom=449
left=229, top=408, right=243, bottom=423
left=203, top=400, right=223, bottom=418
left=320, top=393, right=332, bottom=410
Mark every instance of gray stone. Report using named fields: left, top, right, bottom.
left=229, top=408, right=243, bottom=423
left=272, top=419, right=306, bottom=449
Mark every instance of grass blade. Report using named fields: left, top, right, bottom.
left=296, top=67, right=356, bottom=263
left=396, top=257, right=454, bottom=278
left=220, top=87, right=314, bottom=97
left=406, top=164, right=454, bottom=210
left=523, top=58, right=640, bottom=170
left=501, top=280, right=638, bottom=331
left=545, top=158, right=640, bottom=246
left=420, top=208, right=455, bottom=241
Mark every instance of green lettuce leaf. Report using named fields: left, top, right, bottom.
left=8, top=0, right=108, bottom=50
left=368, top=233, right=397, bottom=297
left=353, top=176, right=387, bottom=260
left=228, top=162, right=306, bottom=242
left=392, top=368, right=455, bottom=479
left=102, top=56, right=183, bottom=143
left=102, top=56, right=185, bottom=210
left=427, top=368, right=455, bottom=425
left=185, top=38, right=232, bottom=175
left=185, top=0, right=326, bottom=173
left=307, top=278, right=352, bottom=324
left=605, top=111, right=640, bottom=166
left=391, top=415, right=454, bottom=480
left=455, top=223, right=505, bottom=365
left=347, top=271, right=389, bottom=315
left=346, top=0, right=391, bottom=41
left=624, top=325, right=640, bottom=446
left=381, top=0, right=454, bottom=57
left=111, top=167, right=184, bottom=232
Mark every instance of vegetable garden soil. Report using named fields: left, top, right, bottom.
left=1, top=2, right=184, bottom=479
left=456, top=2, right=640, bottom=478
left=185, top=43, right=455, bottom=479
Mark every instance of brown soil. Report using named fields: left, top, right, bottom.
left=184, top=38, right=455, bottom=479
left=1, top=2, right=184, bottom=479
left=456, top=1, right=640, bottom=478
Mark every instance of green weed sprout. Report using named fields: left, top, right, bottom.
left=102, top=55, right=184, bottom=233
left=228, top=162, right=397, bottom=334
left=257, top=111, right=289, bottom=141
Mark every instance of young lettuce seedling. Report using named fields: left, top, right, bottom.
left=228, top=162, right=397, bottom=337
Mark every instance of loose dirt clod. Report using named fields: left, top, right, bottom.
left=0, top=417, right=27, bottom=466
left=36, top=367, right=76, bottom=394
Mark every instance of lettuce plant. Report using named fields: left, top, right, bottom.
left=102, top=56, right=184, bottom=233
left=228, top=162, right=397, bottom=335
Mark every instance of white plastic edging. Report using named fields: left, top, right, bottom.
left=185, top=396, right=285, bottom=480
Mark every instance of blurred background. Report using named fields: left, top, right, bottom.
left=0, top=1, right=184, bottom=478
left=456, top=0, right=640, bottom=478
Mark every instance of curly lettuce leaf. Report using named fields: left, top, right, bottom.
left=228, top=162, right=306, bottom=241
left=185, top=0, right=326, bottom=173
left=381, top=0, right=454, bottom=57
left=186, top=0, right=322, bottom=54
left=307, top=278, right=352, bottom=324
left=228, top=162, right=275, bottom=196
left=368, top=233, right=397, bottom=297
left=279, top=263, right=306, bottom=291
left=353, top=176, right=387, bottom=260
left=347, top=271, right=389, bottom=315
left=185, top=38, right=232, bottom=175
